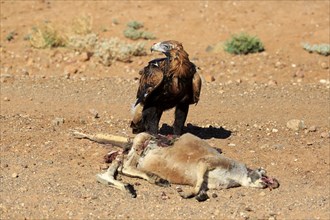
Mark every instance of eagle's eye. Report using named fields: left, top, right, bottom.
left=163, top=44, right=171, bottom=51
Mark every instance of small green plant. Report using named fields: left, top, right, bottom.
left=112, top=18, right=119, bottom=25
left=6, top=31, right=16, bottom=41
left=123, top=20, right=155, bottom=40
left=127, top=21, right=144, bottom=29
left=302, top=43, right=330, bottom=56
left=224, top=33, right=264, bottom=55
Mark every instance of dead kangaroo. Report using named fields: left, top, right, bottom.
left=72, top=131, right=279, bottom=201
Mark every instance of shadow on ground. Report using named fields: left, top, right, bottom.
left=159, top=123, right=232, bottom=139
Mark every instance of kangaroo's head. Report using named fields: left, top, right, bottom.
left=247, top=168, right=280, bottom=189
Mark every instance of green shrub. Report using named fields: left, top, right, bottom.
left=302, top=43, right=330, bottom=56
left=123, top=20, right=155, bottom=40
left=224, top=33, right=264, bottom=55
left=6, top=31, right=16, bottom=41
left=127, top=21, right=144, bottom=29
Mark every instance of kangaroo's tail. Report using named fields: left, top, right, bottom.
left=71, top=130, right=132, bottom=151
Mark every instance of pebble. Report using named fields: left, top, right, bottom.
left=319, top=79, right=329, bottom=84
left=0, top=73, right=14, bottom=83
left=259, top=191, right=266, bottom=196
left=306, top=126, right=317, bottom=133
left=161, top=191, right=170, bottom=200
left=89, top=109, right=99, bottom=118
left=306, top=141, right=313, bottom=146
left=286, top=119, right=305, bottom=131
left=268, top=79, right=278, bottom=86
left=244, top=207, right=253, bottom=212
left=78, top=52, right=91, bottom=62
left=228, top=143, right=236, bottom=147
left=12, top=173, right=18, bottom=178
left=272, top=128, right=278, bottom=133
left=3, top=97, right=10, bottom=101
left=275, top=61, right=285, bottom=68
left=64, top=65, right=78, bottom=76
left=320, top=132, right=330, bottom=138
left=293, top=69, right=304, bottom=78
left=320, top=62, right=329, bottom=69
left=202, top=73, right=215, bottom=82
left=52, top=117, right=65, bottom=126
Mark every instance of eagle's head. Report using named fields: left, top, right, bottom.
left=151, top=40, right=185, bottom=58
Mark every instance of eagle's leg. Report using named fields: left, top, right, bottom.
left=173, top=103, right=189, bottom=135
left=142, top=106, right=163, bottom=135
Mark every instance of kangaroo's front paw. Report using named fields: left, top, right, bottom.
left=124, top=184, right=137, bottom=198
left=195, top=190, right=209, bottom=202
left=155, top=178, right=171, bottom=187
left=177, top=189, right=195, bottom=199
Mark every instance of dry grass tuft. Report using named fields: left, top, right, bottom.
left=29, top=23, right=68, bottom=48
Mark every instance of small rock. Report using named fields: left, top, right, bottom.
left=320, top=132, right=330, bottom=138
left=12, top=173, right=18, bottom=178
left=272, top=128, right=278, bottom=133
left=52, top=117, right=65, bottom=126
left=0, top=73, right=14, bottom=83
left=275, top=61, right=285, bottom=69
left=161, top=191, right=170, bottom=200
left=79, top=52, right=91, bottom=62
left=260, top=144, right=270, bottom=149
left=22, top=69, right=29, bottom=76
left=320, top=62, right=329, bottom=69
left=286, top=119, right=305, bottom=131
left=228, top=143, right=236, bottom=147
left=211, top=193, right=218, bottom=198
left=293, top=69, right=304, bottom=78
left=319, top=79, right=329, bottom=84
left=89, top=109, right=99, bottom=118
left=259, top=191, right=266, bottom=196
left=239, top=212, right=248, bottom=219
left=307, top=126, right=317, bottom=132
left=306, top=141, right=313, bottom=146
left=202, top=73, right=215, bottom=82
left=268, top=80, right=278, bottom=86
left=245, top=207, right=253, bottom=212
left=64, top=65, right=78, bottom=75
left=176, top=186, right=183, bottom=192
left=3, top=97, right=10, bottom=101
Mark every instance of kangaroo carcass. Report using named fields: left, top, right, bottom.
left=72, top=131, right=279, bottom=201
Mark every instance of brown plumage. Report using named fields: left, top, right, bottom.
left=131, top=40, right=202, bottom=135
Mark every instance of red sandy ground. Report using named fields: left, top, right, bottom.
left=0, top=1, right=329, bottom=219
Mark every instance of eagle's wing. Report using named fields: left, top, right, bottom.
left=191, top=72, right=202, bottom=104
left=135, top=59, right=165, bottom=106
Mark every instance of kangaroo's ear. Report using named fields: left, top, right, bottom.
left=248, top=168, right=266, bottom=183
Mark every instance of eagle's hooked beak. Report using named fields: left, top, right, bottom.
left=151, top=42, right=169, bottom=54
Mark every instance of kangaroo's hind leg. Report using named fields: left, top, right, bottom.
left=121, top=148, right=170, bottom=187
left=177, top=162, right=209, bottom=202
left=96, top=157, right=137, bottom=198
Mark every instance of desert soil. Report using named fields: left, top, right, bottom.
left=0, top=1, right=329, bottom=219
